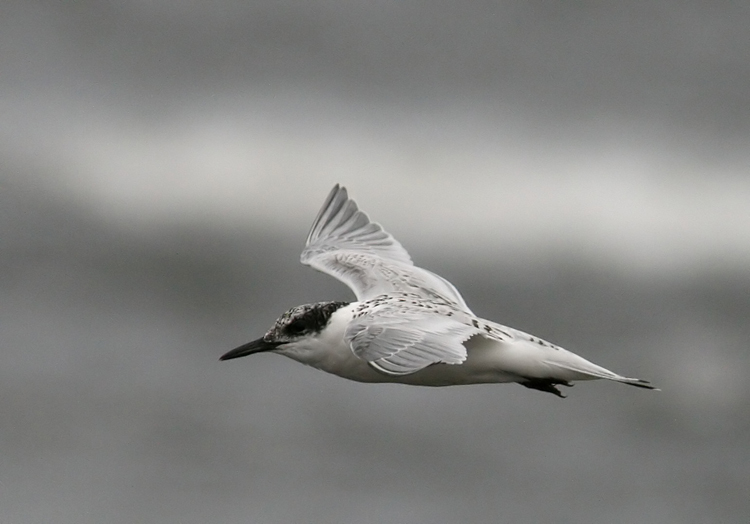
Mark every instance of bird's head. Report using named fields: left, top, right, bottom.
left=220, top=301, right=350, bottom=361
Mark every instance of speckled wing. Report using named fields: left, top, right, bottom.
left=301, top=185, right=472, bottom=311
left=344, top=311, right=483, bottom=375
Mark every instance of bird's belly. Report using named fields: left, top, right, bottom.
left=323, top=336, right=520, bottom=386
left=290, top=334, right=561, bottom=387
left=394, top=337, right=520, bottom=386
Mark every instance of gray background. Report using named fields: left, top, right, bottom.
left=2, top=2, right=749, bottom=523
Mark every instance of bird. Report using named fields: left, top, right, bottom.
left=221, top=184, right=656, bottom=397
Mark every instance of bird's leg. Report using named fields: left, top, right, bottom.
left=519, top=378, right=573, bottom=398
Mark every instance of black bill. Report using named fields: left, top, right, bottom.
left=220, top=337, right=279, bottom=361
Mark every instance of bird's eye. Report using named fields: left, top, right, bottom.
left=285, top=319, right=307, bottom=335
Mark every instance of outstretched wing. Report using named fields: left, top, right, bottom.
left=301, top=185, right=472, bottom=312
left=303, top=183, right=412, bottom=265
left=344, top=310, right=483, bottom=375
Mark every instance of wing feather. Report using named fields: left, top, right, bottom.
left=345, top=314, right=481, bottom=375
left=303, top=185, right=412, bottom=264
left=301, top=185, right=472, bottom=311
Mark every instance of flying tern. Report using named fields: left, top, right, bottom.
left=221, top=185, right=656, bottom=397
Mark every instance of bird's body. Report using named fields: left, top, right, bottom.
left=222, top=185, right=656, bottom=397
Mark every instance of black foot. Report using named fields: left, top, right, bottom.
left=520, top=378, right=573, bottom=398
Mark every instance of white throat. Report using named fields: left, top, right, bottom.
left=275, top=304, right=377, bottom=380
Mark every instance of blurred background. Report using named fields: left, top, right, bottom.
left=2, top=2, right=749, bottom=523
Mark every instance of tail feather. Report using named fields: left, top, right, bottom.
left=608, top=376, right=658, bottom=390
left=548, top=357, right=659, bottom=390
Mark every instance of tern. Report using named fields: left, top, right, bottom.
left=221, top=185, right=656, bottom=397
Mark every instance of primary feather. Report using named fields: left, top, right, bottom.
left=301, top=184, right=472, bottom=311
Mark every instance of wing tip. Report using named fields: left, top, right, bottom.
left=302, top=184, right=414, bottom=266
left=620, top=378, right=659, bottom=391
left=305, top=184, right=347, bottom=246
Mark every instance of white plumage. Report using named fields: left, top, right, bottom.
left=222, top=184, right=656, bottom=397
